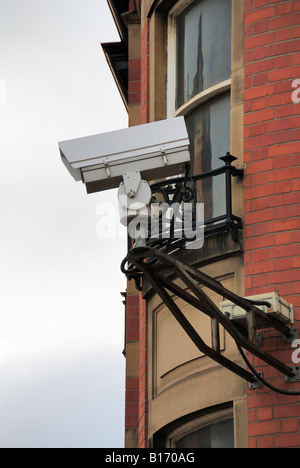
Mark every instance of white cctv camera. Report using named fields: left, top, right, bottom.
left=59, top=117, right=190, bottom=194
left=59, top=117, right=190, bottom=246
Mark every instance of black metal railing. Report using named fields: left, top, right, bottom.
left=146, top=153, right=244, bottom=252
left=125, top=153, right=244, bottom=255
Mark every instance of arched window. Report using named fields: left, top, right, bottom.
left=153, top=405, right=235, bottom=448
left=167, top=0, right=232, bottom=220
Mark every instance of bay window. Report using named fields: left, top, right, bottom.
left=167, top=0, right=232, bottom=222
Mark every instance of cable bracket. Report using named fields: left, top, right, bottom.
left=285, top=366, right=300, bottom=383
left=248, top=372, right=264, bottom=390
left=282, top=327, right=299, bottom=344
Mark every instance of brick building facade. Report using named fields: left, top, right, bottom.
left=243, top=0, right=300, bottom=449
left=104, top=0, right=300, bottom=448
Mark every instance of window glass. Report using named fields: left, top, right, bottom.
left=176, top=0, right=232, bottom=109
left=175, top=418, right=234, bottom=448
left=185, top=92, right=230, bottom=219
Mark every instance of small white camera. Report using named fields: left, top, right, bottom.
left=59, top=117, right=190, bottom=194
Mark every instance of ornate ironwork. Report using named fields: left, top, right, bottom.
left=146, top=153, right=244, bottom=253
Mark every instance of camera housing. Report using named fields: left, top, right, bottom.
left=59, top=117, right=190, bottom=194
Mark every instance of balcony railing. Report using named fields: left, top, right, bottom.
left=123, top=153, right=244, bottom=288
left=144, top=153, right=244, bottom=252
left=125, top=153, right=244, bottom=255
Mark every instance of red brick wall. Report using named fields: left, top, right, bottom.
left=137, top=19, right=150, bottom=448
left=141, top=20, right=150, bottom=124
left=125, top=24, right=141, bottom=442
left=128, top=58, right=141, bottom=106
left=124, top=293, right=148, bottom=449
left=138, top=294, right=148, bottom=448
left=125, top=16, right=150, bottom=449
left=124, top=293, right=139, bottom=443
left=243, top=0, right=300, bottom=448
left=124, top=292, right=148, bottom=449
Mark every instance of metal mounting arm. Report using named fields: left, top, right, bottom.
left=122, top=247, right=296, bottom=385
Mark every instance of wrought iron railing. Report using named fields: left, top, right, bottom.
left=125, top=153, right=244, bottom=255
left=145, top=153, right=244, bottom=252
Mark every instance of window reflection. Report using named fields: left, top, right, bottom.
left=176, top=0, right=232, bottom=109
left=175, top=418, right=234, bottom=448
left=185, top=92, right=231, bottom=220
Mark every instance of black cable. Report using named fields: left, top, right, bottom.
left=247, top=299, right=272, bottom=308
left=237, top=342, right=300, bottom=396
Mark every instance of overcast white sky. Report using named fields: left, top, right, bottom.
left=0, top=0, right=129, bottom=448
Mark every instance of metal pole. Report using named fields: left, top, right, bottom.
left=219, top=153, right=236, bottom=226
